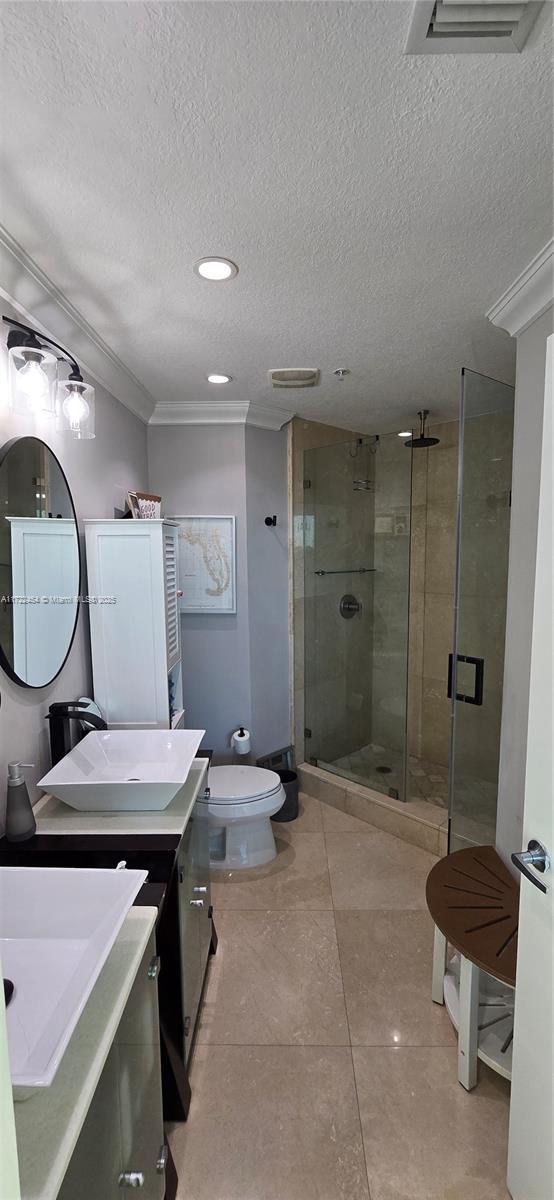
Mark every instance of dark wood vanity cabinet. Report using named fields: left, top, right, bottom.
left=177, top=814, right=213, bottom=1062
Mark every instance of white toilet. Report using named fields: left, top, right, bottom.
left=197, top=764, right=285, bottom=869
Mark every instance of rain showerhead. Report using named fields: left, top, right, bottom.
left=404, top=410, right=440, bottom=449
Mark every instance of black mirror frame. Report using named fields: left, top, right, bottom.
left=0, top=435, right=82, bottom=690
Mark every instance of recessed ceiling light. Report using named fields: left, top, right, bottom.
left=207, top=373, right=232, bottom=384
left=194, top=257, right=238, bottom=281
left=398, top=431, right=411, bottom=438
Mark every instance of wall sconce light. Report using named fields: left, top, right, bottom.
left=56, top=372, right=95, bottom=440
left=3, top=316, right=95, bottom=439
left=4, top=320, right=57, bottom=416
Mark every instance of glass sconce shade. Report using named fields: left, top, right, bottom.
left=56, top=377, right=95, bottom=439
left=8, top=344, right=57, bottom=415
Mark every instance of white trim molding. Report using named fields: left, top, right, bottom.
left=0, top=224, right=156, bottom=423
left=149, top=400, right=293, bottom=429
left=487, top=240, right=554, bottom=338
left=246, top=404, right=293, bottom=430
left=150, top=400, right=250, bottom=426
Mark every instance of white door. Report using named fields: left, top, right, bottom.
left=507, top=336, right=553, bottom=1200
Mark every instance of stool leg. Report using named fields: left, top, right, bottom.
left=458, top=955, right=479, bottom=1090
left=432, top=925, right=447, bottom=1004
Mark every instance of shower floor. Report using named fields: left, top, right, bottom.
left=319, top=743, right=449, bottom=808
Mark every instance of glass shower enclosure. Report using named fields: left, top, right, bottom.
left=302, top=367, right=514, bottom=842
left=303, top=433, right=412, bottom=801
left=448, top=368, right=514, bottom=850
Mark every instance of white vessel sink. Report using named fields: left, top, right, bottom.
left=38, top=728, right=206, bottom=811
left=1, top=866, right=147, bottom=1097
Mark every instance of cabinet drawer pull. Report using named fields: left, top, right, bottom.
left=193, top=885, right=207, bottom=893
left=147, top=955, right=161, bottom=980
left=184, top=1015, right=191, bottom=1036
left=189, top=898, right=204, bottom=908
left=156, top=1144, right=168, bottom=1175
left=118, top=1171, right=145, bottom=1188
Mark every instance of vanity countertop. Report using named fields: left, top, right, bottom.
left=31, top=757, right=208, bottom=839
left=14, top=906, right=157, bottom=1200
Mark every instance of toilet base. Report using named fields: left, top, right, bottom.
left=209, top=814, right=278, bottom=870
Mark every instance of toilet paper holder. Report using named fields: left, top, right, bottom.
left=231, top=726, right=251, bottom=755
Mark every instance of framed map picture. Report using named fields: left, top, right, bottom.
left=171, top=515, right=236, bottom=614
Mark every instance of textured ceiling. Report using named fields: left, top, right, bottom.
left=0, top=1, right=552, bottom=432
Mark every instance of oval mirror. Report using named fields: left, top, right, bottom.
left=0, top=436, right=80, bottom=688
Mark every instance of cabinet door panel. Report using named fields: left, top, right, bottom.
left=57, top=1048, right=121, bottom=1200
left=178, top=820, right=202, bottom=1061
left=163, top=524, right=180, bottom=670
left=117, top=931, right=165, bottom=1200
left=192, top=806, right=213, bottom=967
left=117, top=1045, right=165, bottom=1199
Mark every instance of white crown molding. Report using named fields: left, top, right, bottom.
left=149, top=399, right=250, bottom=425
left=487, top=240, right=554, bottom=338
left=149, top=399, right=293, bottom=428
left=0, top=224, right=156, bottom=423
left=246, top=404, right=293, bottom=430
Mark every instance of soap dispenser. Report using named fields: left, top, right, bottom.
left=5, top=762, right=36, bottom=842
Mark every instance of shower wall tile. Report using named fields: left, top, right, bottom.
left=456, top=596, right=508, bottom=687
left=409, top=504, right=427, bottom=595
left=408, top=591, right=424, bottom=679
left=424, top=503, right=458, bottom=596
left=422, top=593, right=453, bottom=683
left=421, top=678, right=451, bottom=767
left=426, top=444, right=459, bottom=506
left=407, top=670, right=423, bottom=759
left=411, top=453, right=428, bottom=508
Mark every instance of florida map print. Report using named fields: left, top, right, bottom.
left=176, top=517, right=235, bottom=613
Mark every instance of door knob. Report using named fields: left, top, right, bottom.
left=511, top=840, right=550, bottom=893
left=118, top=1172, right=145, bottom=1188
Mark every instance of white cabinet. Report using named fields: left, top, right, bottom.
left=85, top=520, right=183, bottom=730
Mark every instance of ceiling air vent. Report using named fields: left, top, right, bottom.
left=405, top=0, right=544, bottom=53
left=268, top=368, right=320, bottom=388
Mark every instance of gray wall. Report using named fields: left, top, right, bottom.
left=245, top=424, right=290, bottom=757
left=496, top=305, right=554, bottom=865
left=147, top=423, right=290, bottom=761
left=0, top=298, right=149, bottom=830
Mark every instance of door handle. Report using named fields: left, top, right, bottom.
left=447, top=653, right=484, bottom=705
left=511, top=840, right=550, bottom=894
left=156, top=1144, right=168, bottom=1175
left=118, top=1172, right=145, bottom=1188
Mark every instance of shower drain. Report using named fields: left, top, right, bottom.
left=376, top=765, right=392, bottom=774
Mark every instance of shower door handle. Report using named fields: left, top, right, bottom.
left=447, top=654, right=484, bottom=705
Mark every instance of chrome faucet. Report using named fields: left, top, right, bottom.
left=46, top=702, right=107, bottom=767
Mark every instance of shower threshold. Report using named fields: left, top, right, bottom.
left=317, top=744, right=450, bottom=810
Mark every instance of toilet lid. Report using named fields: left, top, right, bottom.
left=207, top=765, right=282, bottom=805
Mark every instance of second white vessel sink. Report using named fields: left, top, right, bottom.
left=1, top=866, right=147, bottom=1098
left=38, top=728, right=206, bottom=811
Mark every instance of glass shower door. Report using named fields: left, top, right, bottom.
left=303, top=432, right=411, bottom=800
left=449, top=368, right=514, bottom=850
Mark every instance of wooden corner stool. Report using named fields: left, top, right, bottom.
left=426, top=844, right=519, bottom=1090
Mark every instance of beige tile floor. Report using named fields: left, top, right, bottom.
left=170, top=794, right=511, bottom=1200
